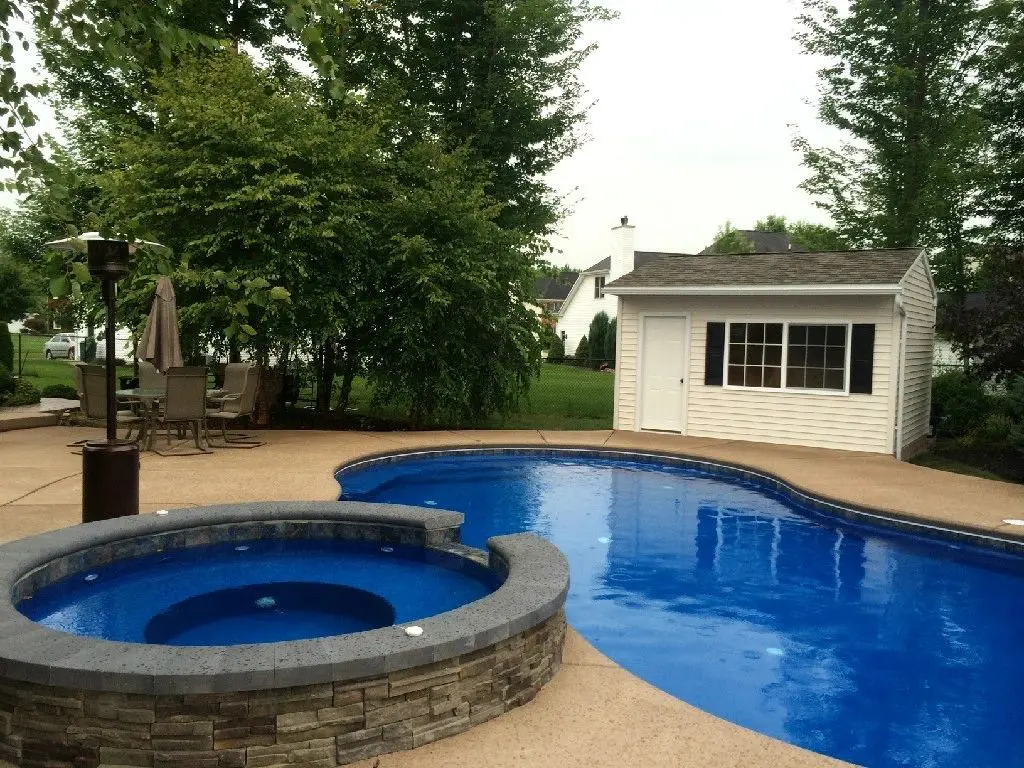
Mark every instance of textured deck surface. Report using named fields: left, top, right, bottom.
left=2, top=425, right=1022, bottom=767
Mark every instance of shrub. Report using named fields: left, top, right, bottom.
left=21, top=315, right=47, bottom=334
left=604, top=318, right=617, bottom=365
left=0, top=363, right=13, bottom=397
left=539, top=322, right=558, bottom=350
left=0, top=324, right=12, bottom=371
left=3, top=377, right=40, bottom=407
left=548, top=334, right=565, bottom=362
left=575, top=334, right=589, bottom=360
left=1006, top=377, right=1024, bottom=455
left=931, top=371, right=989, bottom=438
left=588, top=312, right=610, bottom=367
left=82, top=336, right=97, bottom=362
left=41, top=383, right=79, bottom=400
left=967, top=412, right=1013, bottom=444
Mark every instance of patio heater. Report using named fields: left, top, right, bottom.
left=81, top=239, right=139, bottom=524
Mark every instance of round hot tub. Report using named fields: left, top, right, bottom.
left=0, top=502, right=568, bottom=767
left=19, top=538, right=500, bottom=646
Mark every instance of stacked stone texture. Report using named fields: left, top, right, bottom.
left=0, top=611, right=565, bottom=767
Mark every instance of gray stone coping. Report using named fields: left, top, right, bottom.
left=0, top=502, right=570, bottom=695
left=336, top=445, right=1024, bottom=556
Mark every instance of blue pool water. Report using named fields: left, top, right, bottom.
left=19, top=539, right=500, bottom=645
left=339, top=451, right=1024, bottom=768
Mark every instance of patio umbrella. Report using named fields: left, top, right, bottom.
left=137, top=277, right=182, bottom=373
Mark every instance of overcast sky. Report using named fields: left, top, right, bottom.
left=6, top=0, right=838, bottom=266
left=546, top=0, right=837, bottom=268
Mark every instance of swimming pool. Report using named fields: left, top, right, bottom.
left=20, top=538, right=500, bottom=645
left=338, top=450, right=1024, bottom=768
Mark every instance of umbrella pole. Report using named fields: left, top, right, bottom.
left=103, top=279, right=117, bottom=441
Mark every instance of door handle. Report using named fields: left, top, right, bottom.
left=679, top=378, right=685, bottom=384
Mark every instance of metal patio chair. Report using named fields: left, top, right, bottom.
left=150, top=366, right=210, bottom=454
left=205, top=365, right=263, bottom=448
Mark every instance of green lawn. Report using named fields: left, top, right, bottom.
left=488, top=363, right=614, bottom=430
left=342, top=362, right=615, bottom=431
left=10, top=334, right=133, bottom=393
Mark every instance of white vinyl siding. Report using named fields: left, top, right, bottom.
left=556, top=272, right=618, bottom=353
left=898, top=255, right=937, bottom=453
left=615, top=295, right=897, bottom=453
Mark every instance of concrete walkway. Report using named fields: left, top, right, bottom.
left=0, top=405, right=57, bottom=433
left=1, top=426, right=1023, bottom=767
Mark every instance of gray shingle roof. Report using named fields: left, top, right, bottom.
left=698, top=230, right=806, bottom=255
left=605, top=249, right=922, bottom=290
left=534, top=274, right=578, bottom=301
left=582, top=252, right=684, bottom=273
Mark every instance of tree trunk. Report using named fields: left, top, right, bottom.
left=334, top=344, right=359, bottom=414
left=315, top=340, right=337, bottom=415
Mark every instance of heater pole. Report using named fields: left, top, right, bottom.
left=81, top=239, right=139, bottom=524
left=104, top=278, right=117, bottom=441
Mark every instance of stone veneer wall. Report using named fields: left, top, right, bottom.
left=0, top=610, right=565, bottom=768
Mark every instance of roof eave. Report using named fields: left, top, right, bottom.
left=605, top=284, right=904, bottom=297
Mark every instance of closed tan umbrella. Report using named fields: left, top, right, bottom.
left=137, top=277, right=182, bottom=373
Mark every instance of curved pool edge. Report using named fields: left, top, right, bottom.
left=3, top=427, right=1019, bottom=768
left=334, top=444, right=1024, bottom=556
left=0, top=502, right=569, bottom=695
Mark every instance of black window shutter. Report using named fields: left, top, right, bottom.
left=704, top=322, right=726, bottom=386
left=850, top=324, right=875, bottom=394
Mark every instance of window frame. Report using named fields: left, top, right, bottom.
left=722, top=320, right=854, bottom=396
left=594, top=275, right=606, bottom=299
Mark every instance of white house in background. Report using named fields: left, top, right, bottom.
left=604, top=244, right=937, bottom=459
left=555, top=219, right=672, bottom=353
left=556, top=219, right=801, bottom=353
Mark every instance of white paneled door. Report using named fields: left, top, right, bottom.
left=639, top=315, right=688, bottom=433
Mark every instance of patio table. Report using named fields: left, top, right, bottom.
left=117, top=388, right=222, bottom=450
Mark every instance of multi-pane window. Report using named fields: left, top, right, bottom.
left=594, top=276, right=606, bottom=299
left=725, top=322, right=849, bottom=392
left=787, top=324, right=847, bottom=391
left=727, top=323, right=783, bottom=388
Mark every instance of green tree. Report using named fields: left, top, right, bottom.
left=98, top=51, right=543, bottom=425
left=971, top=250, right=1024, bottom=382
left=754, top=215, right=789, bottom=233
left=0, top=326, right=12, bottom=372
left=574, top=334, right=589, bottom=360
left=787, top=221, right=850, bottom=252
left=604, top=317, right=616, bottom=365
left=795, top=0, right=990, bottom=250
left=0, top=257, right=36, bottom=323
left=363, top=141, right=543, bottom=427
left=536, top=261, right=578, bottom=279
left=749, top=214, right=850, bottom=251
left=548, top=334, right=565, bottom=362
left=334, top=0, right=614, bottom=238
left=707, top=222, right=755, bottom=254
left=1, top=0, right=345, bottom=192
left=984, top=0, right=1024, bottom=248
left=796, top=0, right=992, bottom=373
left=98, top=52, right=362, bottom=374
left=588, top=311, right=610, bottom=367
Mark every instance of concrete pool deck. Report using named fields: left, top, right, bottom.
left=1, top=425, right=1023, bottom=767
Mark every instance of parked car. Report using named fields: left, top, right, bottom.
left=43, top=334, right=76, bottom=360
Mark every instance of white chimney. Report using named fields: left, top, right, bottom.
left=609, top=216, right=636, bottom=283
